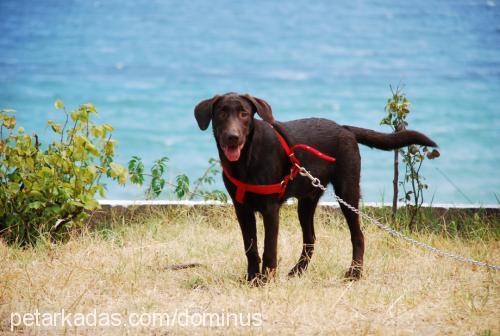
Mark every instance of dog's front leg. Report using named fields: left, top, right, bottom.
left=234, top=204, right=260, bottom=282
left=261, top=204, right=280, bottom=282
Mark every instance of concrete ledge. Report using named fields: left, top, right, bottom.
left=88, top=200, right=499, bottom=226
left=98, top=200, right=500, bottom=210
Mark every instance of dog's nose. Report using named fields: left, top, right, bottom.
left=225, top=132, right=239, bottom=146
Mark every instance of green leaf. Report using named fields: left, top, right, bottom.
left=150, top=177, right=165, bottom=197
left=150, top=157, right=168, bottom=179
left=3, top=115, right=16, bottom=129
left=29, top=189, right=43, bottom=197
left=102, top=124, right=113, bottom=132
left=109, top=162, right=127, bottom=185
left=28, top=201, right=44, bottom=209
left=128, top=156, right=142, bottom=171
left=203, top=190, right=228, bottom=202
left=90, top=125, right=104, bottom=138
left=54, top=99, right=65, bottom=110
left=48, top=120, right=62, bottom=134
left=84, top=142, right=99, bottom=156
left=128, top=156, right=145, bottom=185
left=82, top=103, right=97, bottom=113
left=104, top=139, right=116, bottom=156
left=83, top=198, right=99, bottom=210
left=70, top=110, right=80, bottom=122
left=175, top=174, right=190, bottom=199
left=96, top=184, right=106, bottom=198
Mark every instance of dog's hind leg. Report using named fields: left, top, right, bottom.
left=332, top=152, right=364, bottom=280
left=288, top=195, right=320, bottom=277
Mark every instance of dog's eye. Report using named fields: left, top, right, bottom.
left=218, top=111, right=228, bottom=119
left=239, top=111, right=250, bottom=118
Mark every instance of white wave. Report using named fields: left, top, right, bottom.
left=267, top=70, right=311, bottom=81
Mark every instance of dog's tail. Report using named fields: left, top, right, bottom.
left=342, top=125, right=437, bottom=150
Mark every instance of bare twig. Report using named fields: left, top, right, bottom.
left=189, top=160, right=219, bottom=200
left=165, top=263, right=203, bottom=271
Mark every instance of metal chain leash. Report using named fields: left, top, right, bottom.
left=295, top=164, right=500, bottom=271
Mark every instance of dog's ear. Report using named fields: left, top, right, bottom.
left=194, top=95, right=221, bottom=130
left=242, top=94, right=275, bottom=124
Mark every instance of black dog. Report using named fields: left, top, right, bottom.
left=194, top=93, right=437, bottom=282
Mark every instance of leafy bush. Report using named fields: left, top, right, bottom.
left=0, top=100, right=229, bottom=245
left=0, top=101, right=127, bottom=245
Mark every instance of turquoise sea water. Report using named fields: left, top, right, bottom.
left=1, top=0, right=499, bottom=203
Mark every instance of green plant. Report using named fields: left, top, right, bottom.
left=380, top=86, right=409, bottom=220
left=0, top=101, right=127, bottom=245
left=128, top=156, right=169, bottom=198
left=187, top=158, right=228, bottom=202
left=380, top=86, right=439, bottom=228
left=128, top=157, right=228, bottom=202
left=400, top=143, right=439, bottom=227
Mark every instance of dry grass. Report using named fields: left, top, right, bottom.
left=1, top=206, right=499, bottom=335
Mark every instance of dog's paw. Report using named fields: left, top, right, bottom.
left=247, top=272, right=263, bottom=286
left=288, top=263, right=308, bottom=278
left=344, top=265, right=362, bottom=281
left=262, top=267, right=276, bottom=282
left=247, top=268, right=276, bottom=287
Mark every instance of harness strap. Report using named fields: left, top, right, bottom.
left=290, top=144, right=336, bottom=163
left=223, top=168, right=285, bottom=203
left=223, top=124, right=336, bottom=203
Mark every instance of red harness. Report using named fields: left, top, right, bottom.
left=222, top=124, right=336, bottom=203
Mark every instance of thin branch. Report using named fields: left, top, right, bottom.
left=189, top=161, right=218, bottom=200
left=61, top=108, right=69, bottom=143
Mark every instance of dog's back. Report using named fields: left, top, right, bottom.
left=281, top=117, right=435, bottom=150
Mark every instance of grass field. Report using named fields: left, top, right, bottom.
left=1, top=206, right=499, bottom=335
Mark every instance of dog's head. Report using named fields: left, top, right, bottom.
left=194, top=93, right=274, bottom=162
